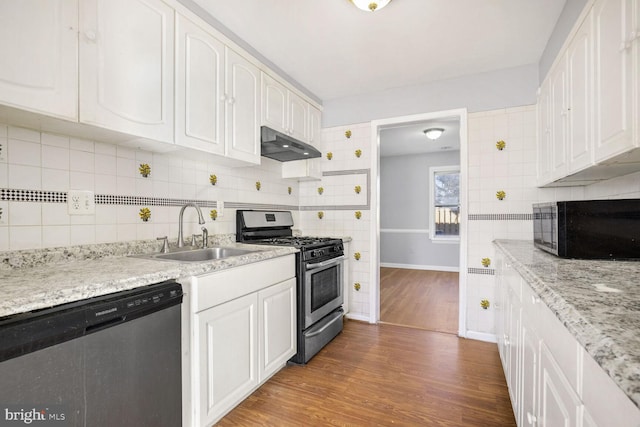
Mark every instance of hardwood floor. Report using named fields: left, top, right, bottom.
left=380, top=268, right=459, bottom=334
left=217, top=320, right=516, bottom=426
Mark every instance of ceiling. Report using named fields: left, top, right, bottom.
left=191, top=0, right=566, bottom=102
left=379, top=117, right=460, bottom=157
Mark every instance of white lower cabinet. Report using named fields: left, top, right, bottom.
left=538, top=342, right=582, bottom=426
left=495, top=250, right=640, bottom=426
left=195, top=292, right=258, bottom=426
left=258, top=278, right=296, bottom=381
left=188, top=255, right=296, bottom=427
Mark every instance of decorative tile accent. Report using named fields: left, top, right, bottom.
left=1, top=189, right=67, bottom=203
left=210, top=209, right=218, bottom=220
left=496, top=140, right=506, bottom=150
left=255, top=181, right=261, bottom=191
left=468, top=267, right=495, bottom=275
left=138, top=163, right=151, bottom=178
left=481, top=257, right=491, bottom=267
left=480, top=299, right=490, bottom=309
left=301, top=169, right=371, bottom=211
left=496, top=190, right=506, bottom=200
left=355, top=149, right=362, bottom=158
left=139, top=207, right=151, bottom=222
left=326, top=152, right=333, bottom=160
left=345, top=130, right=352, bottom=139
left=209, top=174, right=217, bottom=185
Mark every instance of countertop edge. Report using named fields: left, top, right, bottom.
left=493, top=239, right=640, bottom=408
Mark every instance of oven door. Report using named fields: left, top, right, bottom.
left=303, top=255, right=345, bottom=329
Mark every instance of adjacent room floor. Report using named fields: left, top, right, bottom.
left=218, top=320, right=516, bottom=426
left=379, top=267, right=459, bottom=334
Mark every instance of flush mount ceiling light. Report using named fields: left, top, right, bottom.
left=424, top=128, right=445, bottom=140
left=349, top=0, right=392, bottom=12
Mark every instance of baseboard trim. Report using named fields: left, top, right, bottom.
left=345, top=313, right=372, bottom=323
left=466, top=330, right=497, bottom=343
left=380, top=262, right=460, bottom=272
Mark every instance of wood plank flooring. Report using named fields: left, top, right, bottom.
left=217, top=320, right=516, bottom=426
left=380, top=268, right=459, bottom=334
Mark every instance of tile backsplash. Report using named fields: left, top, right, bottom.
left=0, top=123, right=299, bottom=251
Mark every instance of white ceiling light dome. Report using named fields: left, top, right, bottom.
left=423, top=128, right=445, bottom=140
left=349, top=0, right=392, bottom=12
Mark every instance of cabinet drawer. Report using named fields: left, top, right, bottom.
left=191, top=255, right=295, bottom=312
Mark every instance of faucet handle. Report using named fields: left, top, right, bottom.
left=201, top=227, right=208, bottom=249
left=157, top=236, right=170, bottom=253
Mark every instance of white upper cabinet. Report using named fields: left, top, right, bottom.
left=175, top=13, right=225, bottom=155
left=550, top=60, right=568, bottom=180
left=225, top=48, right=261, bottom=164
left=308, top=104, right=322, bottom=147
left=537, top=0, right=640, bottom=185
left=261, top=72, right=318, bottom=145
left=262, top=74, right=288, bottom=132
left=593, top=0, right=635, bottom=161
left=287, top=90, right=309, bottom=142
left=567, top=12, right=593, bottom=173
left=0, top=0, right=78, bottom=120
left=79, top=0, right=175, bottom=143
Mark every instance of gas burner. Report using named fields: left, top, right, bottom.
left=253, top=236, right=340, bottom=250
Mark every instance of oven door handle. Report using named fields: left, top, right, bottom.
left=305, top=255, right=345, bottom=270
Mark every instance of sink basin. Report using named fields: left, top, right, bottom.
left=137, top=247, right=258, bottom=262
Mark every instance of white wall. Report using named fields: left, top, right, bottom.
left=380, top=151, right=460, bottom=270
left=538, top=0, right=590, bottom=83
left=322, top=64, right=539, bottom=128
left=0, top=124, right=300, bottom=251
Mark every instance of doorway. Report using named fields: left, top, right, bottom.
left=370, top=109, right=468, bottom=336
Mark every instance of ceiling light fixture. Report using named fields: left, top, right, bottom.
left=423, top=128, right=444, bottom=140
left=349, top=0, right=391, bottom=12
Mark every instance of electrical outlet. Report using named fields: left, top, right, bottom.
left=0, top=141, right=6, bottom=162
left=68, top=190, right=95, bottom=215
left=217, top=201, right=224, bottom=217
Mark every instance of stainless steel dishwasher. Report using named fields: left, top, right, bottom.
left=0, top=280, right=183, bottom=427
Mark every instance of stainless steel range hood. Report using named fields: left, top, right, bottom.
left=260, top=126, right=321, bottom=162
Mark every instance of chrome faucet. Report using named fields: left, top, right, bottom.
left=177, top=203, right=206, bottom=248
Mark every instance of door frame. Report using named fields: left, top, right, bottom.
left=369, top=108, right=468, bottom=337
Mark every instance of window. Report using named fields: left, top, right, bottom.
left=429, top=165, right=460, bottom=241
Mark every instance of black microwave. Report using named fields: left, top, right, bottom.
left=533, top=199, right=640, bottom=259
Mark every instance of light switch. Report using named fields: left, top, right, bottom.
left=68, top=190, right=95, bottom=215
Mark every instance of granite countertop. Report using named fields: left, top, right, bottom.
left=0, top=237, right=297, bottom=319
left=494, top=239, right=640, bottom=408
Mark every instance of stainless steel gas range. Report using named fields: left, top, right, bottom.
left=236, top=210, right=344, bottom=364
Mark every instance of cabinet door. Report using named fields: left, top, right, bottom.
left=258, top=278, right=296, bottom=381
left=567, top=13, right=594, bottom=174
left=520, top=317, right=539, bottom=427
left=262, top=73, right=288, bottom=134
left=175, top=13, right=225, bottom=155
left=79, top=0, right=174, bottom=143
left=550, top=60, right=568, bottom=180
left=225, top=48, right=261, bottom=164
left=506, top=286, right=521, bottom=415
left=194, top=293, right=258, bottom=427
left=308, top=105, right=322, bottom=148
left=537, top=82, right=553, bottom=185
left=0, top=0, right=78, bottom=120
left=538, top=342, right=582, bottom=427
left=288, top=91, right=309, bottom=142
left=593, top=0, right=635, bottom=161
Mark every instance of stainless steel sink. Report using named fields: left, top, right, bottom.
left=135, top=247, right=259, bottom=262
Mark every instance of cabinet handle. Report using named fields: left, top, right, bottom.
left=84, top=30, right=97, bottom=42
left=631, top=30, right=639, bottom=42
left=219, top=95, right=227, bottom=102
left=227, top=97, right=235, bottom=105
left=619, top=41, right=631, bottom=52
left=526, top=411, right=537, bottom=425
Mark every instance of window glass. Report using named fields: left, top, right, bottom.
left=431, top=168, right=460, bottom=240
